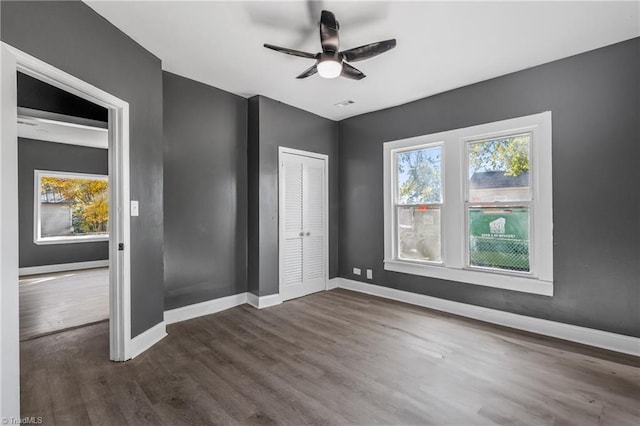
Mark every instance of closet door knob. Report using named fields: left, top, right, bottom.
left=306, top=232, right=311, bottom=236
left=299, top=232, right=304, bottom=237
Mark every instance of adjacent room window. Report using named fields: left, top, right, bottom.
left=35, top=170, right=109, bottom=244
left=383, top=112, right=553, bottom=296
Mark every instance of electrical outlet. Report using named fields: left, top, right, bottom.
left=353, top=267, right=361, bottom=276
left=366, top=269, right=373, bottom=280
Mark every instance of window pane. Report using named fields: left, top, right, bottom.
left=396, top=146, right=442, bottom=204
left=468, top=207, right=529, bottom=272
left=397, top=205, right=441, bottom=262
left=468, top=133, right=530, bottom=202
left=39, top=175, right=109, bottom=238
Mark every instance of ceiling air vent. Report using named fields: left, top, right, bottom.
left=334, top=100, right=355, bottom=107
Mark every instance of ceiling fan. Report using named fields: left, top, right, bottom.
left=264, top=10, right=396, bottom=80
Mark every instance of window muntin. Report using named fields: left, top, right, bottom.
left=394, top=145, right=443, bottom=263
left=466, top=133, right=532, bottom=273
left=35, top=170, right=109, bottom=244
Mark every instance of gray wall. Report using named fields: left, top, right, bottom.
left=248, top=96, right=339, bottom=296
left=18, top=139, right=109, bottom=268
left=2, top=1, right=165, bottom=337
left=163, top=72, right=248, bottom=310
left=338, top=38, right=640, bottom=337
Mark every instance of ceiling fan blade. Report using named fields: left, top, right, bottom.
left=319, top=10, right=340, bottom=53
left=297, top=64, right=318, bottom=79
left=341, top=62, right=366, bottom=80
left=341, top=39, right=396, bottom=62
left=263, top=43, right=317, bottom=59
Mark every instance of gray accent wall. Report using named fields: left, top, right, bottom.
left=248, top=96, right=339, bottom=296
left=163, top=72, right=248, bottom=310
left=18, top=139, right=109, bottom=268
left=2, top=1, right=165, bottom=337
left=338, top=38, right=640, bottom=337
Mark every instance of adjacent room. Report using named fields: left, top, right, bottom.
left=0, top=1, right=638, bottom=425
left=17, top=73, right=111, bottom=340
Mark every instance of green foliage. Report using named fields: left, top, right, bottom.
left=468, top=134, right=530, bottom=176
left=397, top=147, right=442, bottom=204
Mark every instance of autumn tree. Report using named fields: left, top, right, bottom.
left=41, top=177, right=109, bottom=234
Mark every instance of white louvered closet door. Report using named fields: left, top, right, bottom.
left=280, top=151, right=327, bottom=301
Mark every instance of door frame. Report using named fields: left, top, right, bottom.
left=278, top=146, right=329, bottom=299
left=1, top=42, right=132, bottom=417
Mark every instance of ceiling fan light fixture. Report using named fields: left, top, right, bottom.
left=317, top=59, right=342, bottom=79
left=263, top=10, right=396, bottom=81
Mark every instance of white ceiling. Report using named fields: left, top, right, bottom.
left=18, top=108, right=108, bottom=149
left=85, top=1, right=639, bottom=121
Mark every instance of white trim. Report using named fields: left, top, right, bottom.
left=19, top=260, right=109, bottom=276
left=33, top=169, right=109, bottom=245
left=247, top=292, right=283, bottom=309
left=0, top=42, right=133, bottom=377
left=0, top=43, right=21, bottom=420
left=384, top=260, right=553, bottom=296
left=326, top=278, right=340, bottom=290
left=383, top=112, right=553, bottom=295
left=278, top=146, right=330, bottom=302
left=164, top=293, right=248, bottom=324
left=127, top=321, right=167, bottom=360
left=336, top=278, right=640, bottom=356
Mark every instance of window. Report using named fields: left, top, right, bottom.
left=34, top=170, right=109, bottom=244
left=383, top=112, right=553, bottom=296
left=395, top=144, right=443, bottom=263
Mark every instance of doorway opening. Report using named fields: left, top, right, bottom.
left=1, top=42, right=133, bottom=417
left=17, top=72, right=111, bottom=340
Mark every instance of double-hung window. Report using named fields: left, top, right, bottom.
left=394, top=144, right=443, bottom=263
left=384, top=112, right=553, bottom=296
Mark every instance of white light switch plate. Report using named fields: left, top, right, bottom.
left=366, top=269, right=373, bottom=279
left=353, top=267, right=361, bottom=275
left=131, top=200, right=139, bottom=216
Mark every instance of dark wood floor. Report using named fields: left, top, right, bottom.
left=21, top=289, right=639, bottom=425
left=20, top=267, right=109, bottom=340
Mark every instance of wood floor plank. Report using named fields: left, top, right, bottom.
left=19, top=267, right=109, bottom=340
left=20, top=288, right=640, bottom=425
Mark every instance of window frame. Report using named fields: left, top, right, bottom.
left=383, top=112, right=553, bottom=296
left=392, top=142, right=445, bottom=265
left=463, top=131, right=533, bottom=276
left=34, top=169, right=109, bottom=245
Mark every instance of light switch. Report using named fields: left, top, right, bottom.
left=366, top=269, right=373, bottom=280
left=131, top=200, right=139, bottom=217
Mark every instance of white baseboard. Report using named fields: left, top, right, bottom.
left=164, top=292, right=248, bottom=325
left=336, top=278, right=640, bottom=357
left=326, top=278, right=339, bottom=290
left=19, top=259, right=109, bottom=276
left=128, top=321, right=167, bottom=360
left=247, top=292, right=282, bottom=309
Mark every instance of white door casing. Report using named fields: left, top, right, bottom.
left=0, top=42, right=133, bottom=418
left=279, top=147, right=328, bottom=301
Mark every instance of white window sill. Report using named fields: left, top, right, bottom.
left=384, top=259, right=553, bottom=296
left=35, top=235, right=108, bottom=245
